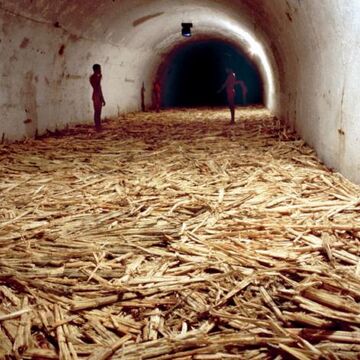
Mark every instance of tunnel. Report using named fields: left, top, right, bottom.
left=1, top=1, right=360, bottom=359
left=1, top=0, right=359, bottom=183
left=159, top=40, right=263, bottom=108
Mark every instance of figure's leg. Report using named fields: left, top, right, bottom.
left=228, top=93, right=235, bottom=124
left=156, top=95, right=160, bottom=113
left=141, top=95, right=145, bottom=112
left=230, top=106, right=235, bottom=124
left=94, top=103, right=102, bottom=131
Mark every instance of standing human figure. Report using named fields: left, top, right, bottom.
left=89, top=64, right=106, bottom=131
left=153, top=80, right=161, bottom=113
left=218, top=68, right=242, bottom=124
left=141, top=82, right=146, bottom=112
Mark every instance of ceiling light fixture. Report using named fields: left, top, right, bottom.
left=181, top=23, right=193, bottom=37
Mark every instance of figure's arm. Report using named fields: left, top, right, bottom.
left=99, top=76, right=106, bottom=106
left=217, top=80, right=226, bottom=94
left=101, top=88, right=106, bottom=106
left=89, top=75, right=95, bottom=89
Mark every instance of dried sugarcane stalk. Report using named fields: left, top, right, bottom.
left=301, top=287, right=360, bottom=314
left=259, top=287, right=286, bottom=324
left=48, top=314, right=79, bottom=330
left=87, top=334, right=132, bottom=360
left=23, top=348, right=59, bottom=359
left=13, top=296, right=31, bottom=358
left=0, top=308, right=31, bottom=322
left=278, top=344, right=312, bottom=360
left=215, top=276, right=252, bottom=307
left=54, top=305, right=73, bottom=360
left=71, top=294, right=120, bottom=312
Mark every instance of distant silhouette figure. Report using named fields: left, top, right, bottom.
left=218, top=68, right=242, bottom=124
left=153, top=80, right=161, bottom=113
left=141, top=82, right=146, bottom=112
left=89, top=64, right=106, bottom=131
left=239, top=80, right=248, bottom=106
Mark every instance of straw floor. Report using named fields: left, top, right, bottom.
left=0, top=107, right=360, bottom=359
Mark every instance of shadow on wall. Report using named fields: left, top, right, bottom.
left=21, top=71, right=38, bottom=138
left=159, top=40, right=264, bottom=108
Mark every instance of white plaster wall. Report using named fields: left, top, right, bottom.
left=0, top=10, right=149, bottom=141
left=0, top=2, right=152, bottom=142
left=263, top=0, right=360, bottom=183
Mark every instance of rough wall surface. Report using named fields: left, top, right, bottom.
left=265, top=0, right=360, bottom=184
left=0, top=0, right=359, bottom=182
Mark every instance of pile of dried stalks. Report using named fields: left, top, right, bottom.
left=0, top=107, right=359, bottom=359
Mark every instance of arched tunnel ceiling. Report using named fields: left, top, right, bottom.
left=0, top=1, right=278, bottom=54
left=0, top=0, right=337, bottom=87
left=0, top=1, right=281, bottom=59
left=0, top=1, right=269, bottom=41
left=1, top=0, right=280, bottom=108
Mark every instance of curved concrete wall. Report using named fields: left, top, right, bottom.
left=0, top=0, right=359, bottom=183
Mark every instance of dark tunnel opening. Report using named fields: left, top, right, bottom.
left=158, top=40, right=264, bottom=108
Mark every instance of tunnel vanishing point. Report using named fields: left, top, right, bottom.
left=0, top=0, right=360, bottom=184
